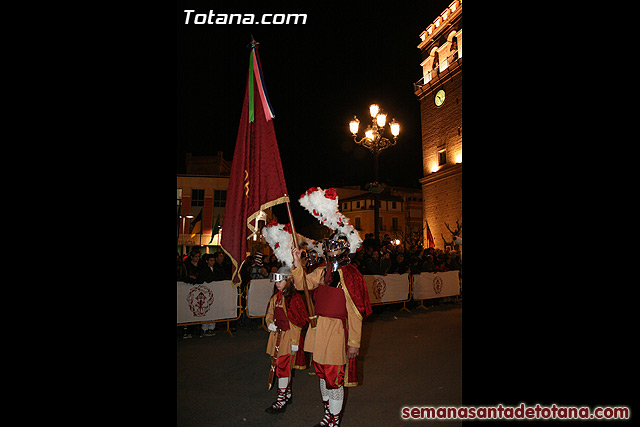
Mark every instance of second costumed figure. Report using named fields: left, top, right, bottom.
left=293, top=187, right=374, bottom=427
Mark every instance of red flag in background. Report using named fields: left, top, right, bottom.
left=426, top=220, right=435, bottom=249
left=221, top=42, right=289, bottom=286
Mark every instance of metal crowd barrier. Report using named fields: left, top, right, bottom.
left=177, top=282, right=243, bottom=337
left=181, top=271, right=462, bottom=337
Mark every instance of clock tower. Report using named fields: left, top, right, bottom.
left=414, top=0, right=462, bottom=249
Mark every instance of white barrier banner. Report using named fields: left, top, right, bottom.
left=412, top=271, right=460, bottom=300
left=177, top=281, right=238, bottom=324
left=247, top=278, right=274, bottom=317
left=364, top=273, right=410, bottom=304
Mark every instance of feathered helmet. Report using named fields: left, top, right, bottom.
left=299, top=187, right=362, bottom=272
left=298, top=187, right=363, bottom=253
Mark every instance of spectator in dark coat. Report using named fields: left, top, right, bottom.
left=198, top=254, right=215, bottom=283
left=380, top=251, right=392, bottom=275
left=184, top=249, right=202, bottom=284
left=211, top=251, right=232, bottom=281
left=364, top=250, right=384, bottom=275
left=360, top=246, right=375, bottom=274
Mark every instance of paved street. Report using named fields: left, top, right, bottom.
left=177, top=302, right=461, bottom=426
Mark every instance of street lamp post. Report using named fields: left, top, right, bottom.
left=349, top=104, right=400, bottom=247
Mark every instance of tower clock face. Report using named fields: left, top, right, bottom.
left=435, top=89, right=445, bottom=106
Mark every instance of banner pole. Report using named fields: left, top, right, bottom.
left=284, top=195, right=317, bottom=328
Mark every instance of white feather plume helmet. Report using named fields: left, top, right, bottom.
left=298, top=187, right=363, bottom=253
left=262, top=220, right=324, bottom=266
left=262, top=221, right=294, bottom=266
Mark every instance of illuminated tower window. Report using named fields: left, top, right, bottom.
left=438, top=149, right=447, bottom=166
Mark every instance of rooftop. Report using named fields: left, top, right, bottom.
left=417, top=0, right=462, bottom=50
left=184, top=151, right=231, bottom=176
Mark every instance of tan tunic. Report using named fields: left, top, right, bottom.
left=265, top=293, right=302, bottom=358
left=291, top=265, right=363, bottom=365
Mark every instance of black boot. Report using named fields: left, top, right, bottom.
left=326, top=412, right=341, bottom=427
left=313, top=400, right=330, bottom=427
left=265, top=387, right=287, bottom=414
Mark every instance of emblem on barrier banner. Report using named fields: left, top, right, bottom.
left=432, top=275, right=443, bottom=294
left=187, top=285, right=215, bottom=317
left=372, top=277, right=387, bottom=300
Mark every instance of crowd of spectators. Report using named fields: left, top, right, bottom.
left=177, top=235, right=461, bottom=338
left=177, top=247, right=233, bottom=284
left=351, top=233, right=462, bottom=277
left=176, top=234, right=461, bottom=286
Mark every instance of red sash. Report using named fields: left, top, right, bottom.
left=273, top=306, right=290, bottom=331
left=314, top=284, right=347, bottom=320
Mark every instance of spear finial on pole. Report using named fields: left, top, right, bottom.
left=248, top=34, right=259, bottom=49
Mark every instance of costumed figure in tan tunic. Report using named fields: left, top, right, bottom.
left=264, top=265, right=309, bottom=413
left=261, top=221, right=311, bottom=414
left=291, top=187, right=373, bottom=427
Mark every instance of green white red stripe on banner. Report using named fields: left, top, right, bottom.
left=248, top=47, right=275, bottom=123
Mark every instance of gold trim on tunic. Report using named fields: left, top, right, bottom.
left=339, top=269, right=363, bottom=321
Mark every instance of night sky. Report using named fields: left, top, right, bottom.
left=177, top=0, right=452, bottom=225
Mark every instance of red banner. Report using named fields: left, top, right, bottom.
left=221, top=46, right=289, bottom=286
